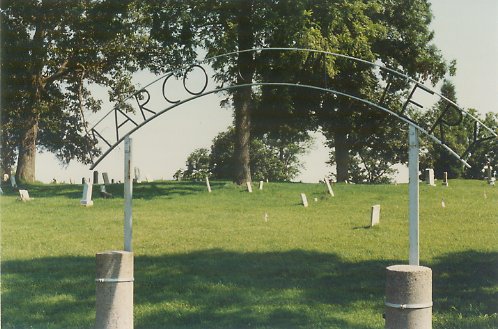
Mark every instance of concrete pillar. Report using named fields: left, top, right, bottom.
left=385, top=265, right=432, bottom=329
left=95, top=251, right=134, bottom=329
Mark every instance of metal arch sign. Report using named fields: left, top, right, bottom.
left=87, top=47, right=497, bottom=170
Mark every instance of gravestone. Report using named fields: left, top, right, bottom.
left=134, top=167, right=141, bottom=183
left=111, top=179, right=115, bottom=184
left=102, top=172, right=110, bottom=185
left=442, top=171, right=448, bottom=187
left=259, top=181, right=264, bottom=190
left=370, top=204, right=381, bottom=227
left=100, top=185, right=113, bottom=199
left=3, top=173, right=9, bottom=181
left=324, top=177, right=335, bottom=196
left=80, top=182, right=94, bottom=206
left=0, top=186, right=3, bottom=195
left=10, top=175, right=17, bottom=188
left=247, top=181, right=253, bottom=193
left=205, top=176, right=212, bottom=193
left=301, top=193, right=308, bottom=207
left=425, top=169, right=435, bottom=186
left=18, top=189, right=31, bottom=201
left=486, top=165, right=492, bottom=183
left=82, top=177, right=86, bottom=184
left=93, top=170, right=99, bottom=184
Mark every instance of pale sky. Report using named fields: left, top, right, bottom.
left=35, top=0, right=498, bottom=183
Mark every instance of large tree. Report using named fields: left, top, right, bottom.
left=0, top=0, right=194, bottom=182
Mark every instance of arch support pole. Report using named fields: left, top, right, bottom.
left=124, top=136, right=133, bottom=252
left=408, top=125, right=419, bottom=265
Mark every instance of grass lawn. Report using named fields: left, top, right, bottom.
left=1, top=179, right=497, bottom=328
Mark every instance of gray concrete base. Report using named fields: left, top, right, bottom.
left=385, top=265, right=432, bottom=329
left=95, top=251, right=134, bottom=329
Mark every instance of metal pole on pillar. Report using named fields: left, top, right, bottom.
left=408, top=125, right=419, bottom=265
left=124, top=136, right=133, bottom=252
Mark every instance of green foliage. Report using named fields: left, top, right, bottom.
left=181, top=148, right=211, bottom=181
left=180, top=127, right=310, bottom=182
left=419, top=80, right=498, bottom=179
left=0, top=0, right=196, bottom=177
left=1, top=180, right=497, bottom=328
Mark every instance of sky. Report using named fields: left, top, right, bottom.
left=34, top=0, right=498, bottom=184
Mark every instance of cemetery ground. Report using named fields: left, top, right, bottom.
left=1, top=179, right=496, bottom=329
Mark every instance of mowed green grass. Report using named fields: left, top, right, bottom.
left=1, top=179, right=497, bottom=329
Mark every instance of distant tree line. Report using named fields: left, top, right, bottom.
left=175, top=127, right=311, bottom=182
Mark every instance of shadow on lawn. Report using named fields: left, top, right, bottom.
left=2, top=250, right=496, bottom=329
left=0, top=180, right=229, bottom=200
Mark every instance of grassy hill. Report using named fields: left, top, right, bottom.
left=1, top=180, right=497, bottom=328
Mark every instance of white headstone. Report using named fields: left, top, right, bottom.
left=10, top=175, right=17, bottom=188
left=18, top=189, right=31, bottom=201
left=259, top=181, right=264, bottom=190
left=3, top=173, right=9, bottom=182
left=102, top=172, right=110, bottom=185
left=134, top=167, right=141, bottom=183
left=486, top=165, right=492, bottom=183
left=301, top=193, right=308, bottom=207
left=0, top=186, right=3, bottom=194
left=205, top=176, right=212, bottom=193
left=324, top=177, right=335, bottom=196
left=246, top=181, right=253, bottom=193
left=442, top=171, right=448, bottom=187
left=425, top=169, right=435, bottom=186
left=80, top=183, right=94, bottom=206
left=441, top=198, right=446, bottom=208
left=370, top=204, right=381, bottom=227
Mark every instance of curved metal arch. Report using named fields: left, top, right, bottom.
left=87, top=48, right=497, bottom=169
left=91, top=82, right=468, bottom=170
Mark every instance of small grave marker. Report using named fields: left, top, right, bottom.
left=0, top=186, right=3, bottom=195
left=324, top=177, right=334, bottom=196
left=485, top=165, right=493, bottom=184
left=10, top=175, right=17, bottom=188
left=301, top=193, right=308, bottom=207
left=264, top=212, right=268, bottom=222
left=100, top=185, right=113, bottom=199
left=134, top=167, right=141, bottom=183
left=247, top=181, right=253, bottom=193
left=441, top=198, right=446, bottom=208
left=259, top=181, right=264, bottom=190
left=93, top=170, right=99, bottom=184
left=80, top=182, right=94, bottom=206
left=102, top=172, right=110, bottom=185
left=442, top=171, right=448, bottom=187
left=3, top=173, right=8, bottom=182
left=370, top=204, right=381, bottom=227
left=18, top=189, right=31, bottom=201
left=205, top=176, right=212, bottom=193
left=425, top=169, right=435, bottom=186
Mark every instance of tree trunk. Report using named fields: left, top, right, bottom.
left=335, top=129, right=349, bottom=182
left=233, top=0, right=255, bottom=185
left=16, top=116, right=39, bottom=183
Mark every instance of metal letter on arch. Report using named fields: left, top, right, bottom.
left=86, top=48, right=497, bottom=170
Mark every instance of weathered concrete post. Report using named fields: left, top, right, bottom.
left=95, top=251, right=134, bottom=329
left=385, top=265, right=432, bottom=329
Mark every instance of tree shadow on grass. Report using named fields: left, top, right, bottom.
left=2, top=250, right=496, bottom=329
left=0, top=181, right=230, bottom=201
